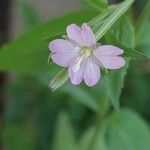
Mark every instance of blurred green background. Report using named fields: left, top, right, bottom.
left=0, top=0, right=150, bottom=150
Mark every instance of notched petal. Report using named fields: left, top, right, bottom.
left=98, top=56, right=126, bottom=69
left=94, top=45, right=124, bottom=57
left=51, top=53, right=77, bottom=67
left=81, top=23, right=96, bottom=47
left=48, top=39, right=75, bottom=53
left=66, top=24, right=83, bottom=45
left=83, top=58, right=100, bottom=86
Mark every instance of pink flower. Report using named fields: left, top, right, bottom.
left=49, top=23, right=125, bottom=86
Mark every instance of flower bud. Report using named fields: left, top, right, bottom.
left=49, top=69, right=68, bottom=91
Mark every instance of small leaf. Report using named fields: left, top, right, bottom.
left=105, top=109, right=150, bottom=150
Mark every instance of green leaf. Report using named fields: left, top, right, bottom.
left=82, top=0, right=108, bottom=11
left=105, top=33, right=146, bottom=58
left=0, top=9, right=98, bottom=74
left=104, top=15, right=134, bottom=109
left=51, top=74, right=109, bottom=114
left=123, top=48, right=147, bottom=58
left=105, top=109, right=150, bottom=150
left=109, top=15, right=135, bottom=48
left=105, top=19, right=146, bottom=59
left=52, top=113, right=77, bottom=150
left=103, top=61, right=129, bottom=109
left=79, top=109, right=150, bottom=150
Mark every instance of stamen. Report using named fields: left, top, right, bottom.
left=80, top=46, right=92, bottom=57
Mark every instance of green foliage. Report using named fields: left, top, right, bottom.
left=3, top=76, right=69, bottom=150
left=1, top=0, right=150, bottom=149
left=62, top=84, right=99, bottom=112
left=105, top=31, right=146, bottom=59
left=121, top=64, right=150, bottom=120
left=79, top=127, right=107, bottom=150
left=0, top=0, right=139, bottom=77
left=103, top=61, right=129, bottom=109
left=0, top=0, right=140, bottom=110
left=60, top=77, right=111, bottom=115
left=3, top=124, right=36, bottom=150
left=111, top=15, right=135, bottom=48
left=102, top=15, right=134, bottom=109
left=104, top=109, right=150, bottom=150
left=79, top=109, right=150, bottom=150
left=93, top=0, right=135, bottom=40
left=0, top=9, right=97, bottom=74
left=49, top=0, right=145, bottom=110
left=52, top=113, right=77, bottom=150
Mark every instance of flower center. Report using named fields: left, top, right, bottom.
left=80, top=46, right=92, bottom=57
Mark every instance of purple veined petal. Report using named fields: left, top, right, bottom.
left=51, top=52, right=79, bottom=67
left=49, top=39, right=76, bottom=53
left=94, top=45, right=124, bottom=56
left=96, top=56, right=125, bottom=69
left=66, top=24, right=83, bottom=45
left=81, top=23, right=96, bottom=47
left=69, top=55, right=86, bottom=85
left=83, top=57, right=100, bottom=86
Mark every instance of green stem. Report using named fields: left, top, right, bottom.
left=88, top=5, right=118, bottom=26
left=94, top=0, right=135, bottom=41
left=88, top=99, right=109, bottom=150
left=88, top=115, right=102, bottom=150
left=88, top=10, right=110, bottom=26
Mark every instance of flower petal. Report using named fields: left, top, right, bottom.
left=96, top=56, right=125, bottom=69
left=69, top=55, right=86, bottom=85
left=94, top=45, right=124, bottom=56
left=66, top=24, right=83, bottom=45
left=51, top=53, right=77, bottom=67
left=83, top=58, right=100, bottom=86
left=81, top=23, right=96, bottom=47
left=49, top=39, right=75, bottom=53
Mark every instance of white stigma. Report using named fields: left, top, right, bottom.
left=80, top=46, right=92, bottom=57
